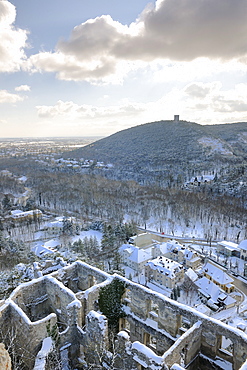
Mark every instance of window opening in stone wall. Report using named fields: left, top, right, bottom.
left=220, top=336, right=233, bottom=356
left=122, top=288, right=131, bottom=306
left=143, top=332, right=150, bottom=347
left=88, top=274, right=96, bottom=288
left=55, top=294, right=61, bottom=308
left=119, top=317, right=130, bottom=334
left=150, top=335, right=157, bottom=350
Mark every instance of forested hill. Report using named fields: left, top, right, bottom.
left=65, top=120, right=247, bottom=166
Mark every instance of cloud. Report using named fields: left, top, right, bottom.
left=181, top=81, right=247, bottom=123
left=27, top=0, right=247, bottom=81
left=35, top=81, right=247, bottom=128
left=0, top=90, right=24, bottom=103
left=36, top=100, right=145, bottom=120
left=0, top=1, right=28, bottom=72
left=184, top=81, right=222, bottom=99
left=15, top=85, right=31, bottom=92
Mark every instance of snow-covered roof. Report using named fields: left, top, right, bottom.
left=119, top=243, right=135, bottom=253
left=45, top=217, right=64, bottom=228
left=32, top=244, right=56, bottom=257
left=11, top=210, right=23, bottom=215
left=239, top=240, right=247, bottom=251
left=218, top=240, right=239, bottom=251
left=44, top=239, right=60, bottom=248
left=185, top=268, right=198, bottom=282
left=129, top=246, right=152, bottom=264
left=202, top=262, right=234, bottom=285
left=194, top=303, right=211, bottom=315
left=195, top=277, right=222, bottom=303
left=179, top=249, right=195, bottom=260
left=10, top=209, right=42, bottom=218
left=18, top=176, right=27, bottom=182
left=167, top=240, right=196, bottom=260
left=158, top=242, right=169, bottom=254
left=167, top=239, right=183, bottom=250
left=224, top=295, right=236, bottom=307
left=146, top=256, right=183, bottom=278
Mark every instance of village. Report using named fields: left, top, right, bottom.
left=1, top=168, right=247, bottom=332
left=1, top=168, right=247, bottom=369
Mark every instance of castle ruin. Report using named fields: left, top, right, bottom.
left=0, top=260, right=247, bottom=369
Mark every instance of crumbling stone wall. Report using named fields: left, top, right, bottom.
left=1, top=261, right=247, bottom=370
left=0, top=343, right=11, bottom=369
left=0, top=300, right=57, bottom=369
left=163, top=322, right=202, bottom=368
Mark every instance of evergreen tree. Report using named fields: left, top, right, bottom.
left=2, top=194, right=11, bottom=210
left=98, top=278, right=126, bottom=334
left=172, top=287, right=177, bottom=301
left=177, top=285, right=180, bottom=298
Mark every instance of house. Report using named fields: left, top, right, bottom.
left=166, top=240, right=201, bottom=270
left=44, top=218, right=64, bottom=236
left=119, top=244, right=152, bottom=274
left=0, top=170, right=12, bottom=177
left=32, top=239, right=60, bottom=257
left=202, top=262, right=234, bottom=293
left=238, top=240, right=247, bottom=261
left=195, top=276, right=236, bottom=310
left=9, top=209, right=42, bottom=222
left=145, top=256, right=184, bottom=289
left=128, top=233, right=153, bottom=249
left=217, top=241, right=240, bottom=258
left=129, top=231, right=171, bottom=247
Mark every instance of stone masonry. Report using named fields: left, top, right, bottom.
left=0, top=260, right=247, bottom=369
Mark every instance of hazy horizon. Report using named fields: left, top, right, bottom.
left=1, top=0, right=247, bottom=137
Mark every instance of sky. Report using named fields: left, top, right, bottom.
left=0, top=0, right=247, bottom=138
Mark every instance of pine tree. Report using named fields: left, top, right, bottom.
left=2, top=194, right=11, bottom=210
left=98, top=279, right=126, bottom=334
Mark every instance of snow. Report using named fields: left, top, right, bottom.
left=218, top=240, right=239, bottom=250
left=195, top=277, right=223, bottom=303
left=118, top=273, right=247, bottom=340
left=185, top=268, right=198, bottom=282
left=33, top=337, right=53, bottom=370
left=72, top=229, right=102, bottom=244
left=132, top=341, right=163, bottom=365
left=44, top=239, right=60, bottom=248
left=239, top=240, right=247, bottom=251
left=163, top=321, right=202, bottom=359
left=8, top=299, right=56, bottom=325
left=32, top=240, right=59, bottom=257
left=202, top=262, right=234, bottom=285
left=194, top=303, right=211, bottom=315
left=18, top=176, right=27, bottom=182
left=200, top=353, right=233, bottom=370
left=83, top=278, right=112, bottom=299
left=198, top=137, right=233, bottom=155
left=118, top=330, right=130, bottom=340
left=66, top=300, right=81, bottom=310
left=146, top=256, right=183, bottom=279
left=11, top=209, right=23, bottom=215
left=87, top=310, right=107, bottom=332
left=171, top=365, right=185, bottom=370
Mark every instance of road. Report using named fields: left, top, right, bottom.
left=138, top=226, right=247, bottom=304
left=232, top=276, right=247, bottom=297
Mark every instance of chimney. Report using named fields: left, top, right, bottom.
left=174, top=115, right=179, bottom=122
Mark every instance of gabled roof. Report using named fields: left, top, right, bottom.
left=129, top=246, right=152, bottom=263
left=239, top=240, right=247, bottom=251
left=146, top=256, right=183, bottom=278
left=202, top=262, right=233, bottom=285
left=195, top=276, right=222, bottom=303
left=185, top=268, right=198, bottom=282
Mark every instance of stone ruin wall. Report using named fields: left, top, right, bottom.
left=0, top=261, right=247, bottom=369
